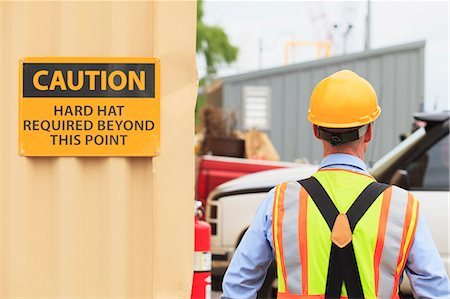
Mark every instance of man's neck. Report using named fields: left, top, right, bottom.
left=323, top=147, right=365, bottom=160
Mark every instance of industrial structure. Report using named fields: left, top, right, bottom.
left=206, top=41, right=425, bottom=164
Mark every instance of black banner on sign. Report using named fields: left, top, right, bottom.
left=23, top=63, right=155, bottom=98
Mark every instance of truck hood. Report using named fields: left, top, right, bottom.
left=212, top=165, right=319, bottom=195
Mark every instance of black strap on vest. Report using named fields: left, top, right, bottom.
left=298, top=176, right=389, bottom=299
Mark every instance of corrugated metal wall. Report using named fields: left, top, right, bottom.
left=222, top=42, right=425, bottom=164
left=1, top=2, right=197, bottom=298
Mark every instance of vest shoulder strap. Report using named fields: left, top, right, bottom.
left=298, top=176, right=389, bottom=231
left=297, top=176, right=339, bottom=230
left=346, top=181, right=390, bottom=230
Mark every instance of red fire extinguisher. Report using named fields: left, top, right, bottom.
left=192, top=201, right=212, bottom=299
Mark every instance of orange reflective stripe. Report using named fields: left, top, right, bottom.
left=404, top=199, right=419, bottom=259
left=373, top=186, right=392, bottom=295
left=273, top=183, right=288, bottom=293
left=398, top=196, right=419, bottom=274
left=278, top=183, right=288, bottom=292
left=272, top=185, right=278, bottom=259
left=273, top=184, right=284, bottom=292
left=299, top=187, right=309, bottom=294
left=391, top=194, right=415, bottom=297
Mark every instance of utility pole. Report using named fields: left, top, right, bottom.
left=365, top=0, right=371, bottom=50
left=343, top=24, right=353, bottom=54
left=334, top=23, right=353, bottom=55
left=258, top=38, right=263, bottom=69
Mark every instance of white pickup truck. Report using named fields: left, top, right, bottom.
left=207, top=112, right=449, bottom=298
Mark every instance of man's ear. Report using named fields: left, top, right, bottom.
left=313, top=125, right=320, bottom=139
left=364, top=123, right=373, bottom=143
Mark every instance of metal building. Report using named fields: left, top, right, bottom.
left=207, top=41, right=425, bottom=164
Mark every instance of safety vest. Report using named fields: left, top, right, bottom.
left=272, top=169, right=419, bottom=299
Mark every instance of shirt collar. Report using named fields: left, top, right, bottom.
left=319, top=153, right=369, bottom=175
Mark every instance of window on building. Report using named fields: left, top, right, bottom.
left=242, top=86, right=271, bottom=131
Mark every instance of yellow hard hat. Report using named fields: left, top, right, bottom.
left=308, top=70, right=381, bottom=128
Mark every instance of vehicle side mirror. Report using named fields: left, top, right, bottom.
left=390, top=169, right=411, bottom=190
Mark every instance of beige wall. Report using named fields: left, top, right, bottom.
left=0, top=1, right=197, bottom=297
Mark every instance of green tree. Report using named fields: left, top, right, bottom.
left=197, top=0, right=238, bottom=79
left=196, top=0, right=238, bottom=126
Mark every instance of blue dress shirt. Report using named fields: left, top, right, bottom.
left=221, top=154, right=450, bottom=299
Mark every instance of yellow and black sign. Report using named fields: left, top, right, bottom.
left=19, top=57, right=160, bottom=156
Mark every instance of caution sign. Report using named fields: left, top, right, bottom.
left=19, top=57, right=160, bottom=156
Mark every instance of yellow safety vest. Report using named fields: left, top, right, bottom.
left=272, top=169, right=419, bottom=299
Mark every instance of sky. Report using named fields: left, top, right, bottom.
left=199, top=0, right=449, bottom=112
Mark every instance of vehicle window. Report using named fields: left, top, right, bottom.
left=405, top=134, right=449, bottom=190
